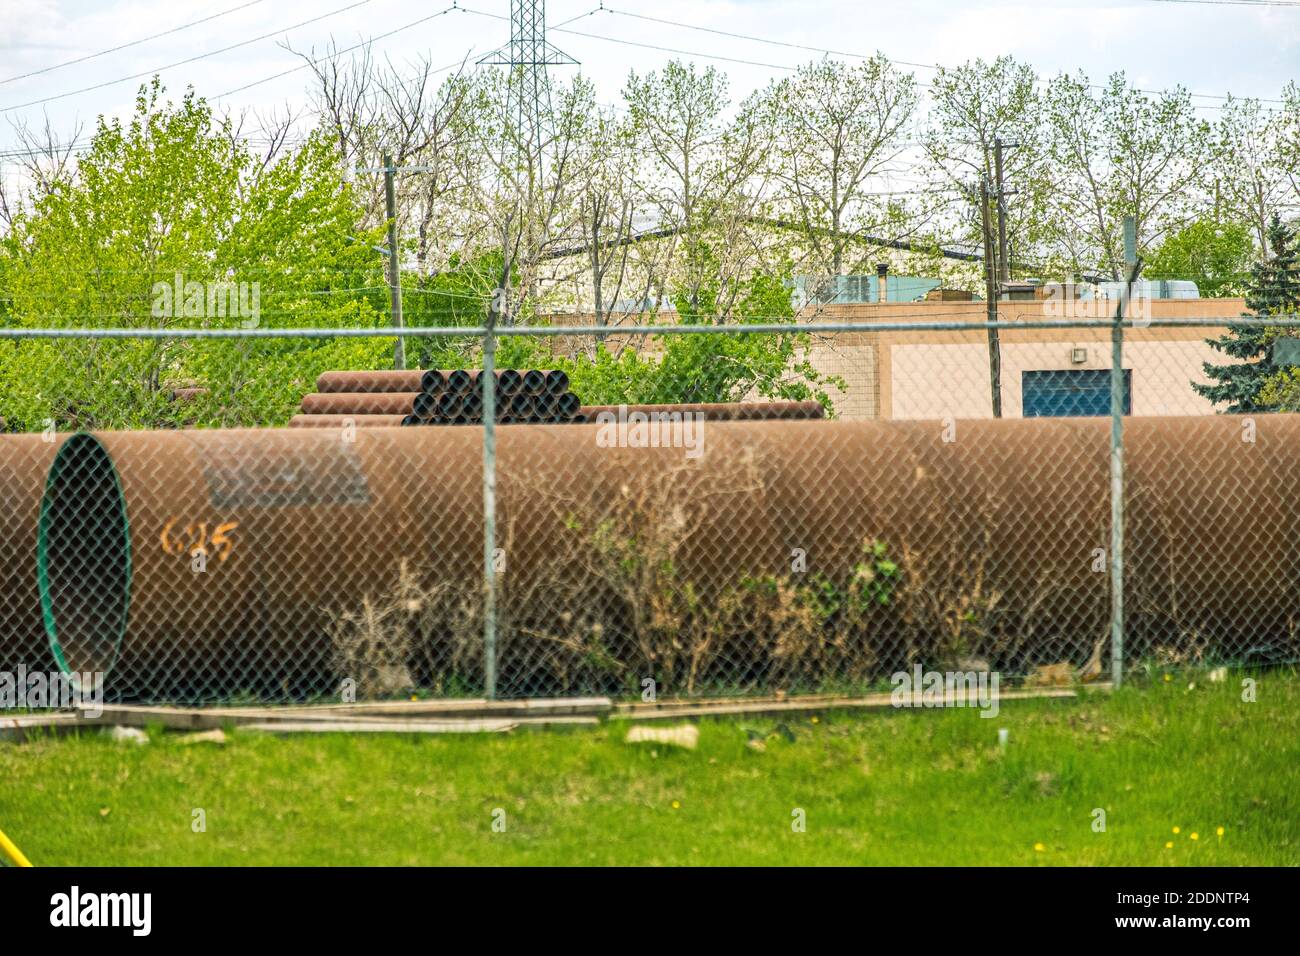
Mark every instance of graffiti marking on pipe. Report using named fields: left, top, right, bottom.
left=160, top=518, right=239, bottom=562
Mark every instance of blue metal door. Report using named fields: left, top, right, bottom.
left=1022, top=369, right=1131, bottom=417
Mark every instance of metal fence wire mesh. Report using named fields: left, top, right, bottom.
left=2, top=317, right=1298, bottom=705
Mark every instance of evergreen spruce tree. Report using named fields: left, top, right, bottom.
left=1194, top=213, right=1300, bottom=412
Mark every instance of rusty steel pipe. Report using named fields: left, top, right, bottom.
left=521, top=369, right=547, bottom=396
left=315, top=370, right=446, bottom=394
left=0, top=434, right=66, bottom=672
left=474, top=369, right=525, bottom=396
left=435, top=392, right=462, bottom=419
left=445, top=369, right=473, bottom=394
left=35, top=415, right=1300, bottom=694
left=557, top=392, right=582, bottom=420
left=300, top=392, right=426, bottom=416
left=498, top=369, right=524, bottom=395
left=579, top=401, right=826, bottom=421
left=544, top=370, right=569, bottom=395
left=412, top=393, right=439, bottom=419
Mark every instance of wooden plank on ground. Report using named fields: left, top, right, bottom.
left=0, top=713, right=83, bottom=742
left=78, top=705, right=231, bottom=730
left=615, top=686, right=1090, bottom=721
left=77, top=697, right=613, bottom=730
left=241, top=718, right=518, bottom=735
left=265, top=696, right=612, bottom=719
left=508, top=716, right=600, bottom=728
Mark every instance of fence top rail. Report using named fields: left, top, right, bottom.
left=0, top=316, right=1298, bottom=340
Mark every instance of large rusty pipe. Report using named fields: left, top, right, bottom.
left=315, top=370, right=446, bottom=394
left=579, top=401, right=826, bottom=421
left=35, top=415, right=1300, bottom=693
left=300, top=392, right=425, bottom=416
left=0, top=434, right=66, bottom=672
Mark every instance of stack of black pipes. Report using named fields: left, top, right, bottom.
left=288, top=369, right=584, bottom=428
left=426, top=369, right=584, bottom=425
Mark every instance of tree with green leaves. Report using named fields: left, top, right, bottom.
left=0, top=80, right=387, bottom=430
left=1195, top=213, right=1300, bottom=412
left=1044, top=72, right=1212, bottom=280
left=1145, top=218, right=1256, bottom=298
left=762, top=55, right=918, bottom=283
left=922, top=56, right=1048, bottom=282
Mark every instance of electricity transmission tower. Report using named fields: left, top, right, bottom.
left=478, top=0, right=576, bottom=323
left=478, top=0, right=576, bottom=184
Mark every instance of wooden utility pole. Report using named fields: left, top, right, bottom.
left=383, top=150, right=406, bottom=371
left=980, top=177, right=1003, bottom=418
left=993, top=137, right=1016, bottom=284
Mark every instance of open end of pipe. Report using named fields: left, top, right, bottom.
left=412, top=393, right=437, bottom=417
left=420, top=369, right=445, bottom=393
left=37, top=434, right=131, bottom=678
left=447, top=370, right=472, bottom=393
left=522, top=370, right=546, bottom=395
left=558, top=392, right=581, bottom=417
left=499, top=370, right=522, bottom=394
left=544, top=370, right=569, bottom=395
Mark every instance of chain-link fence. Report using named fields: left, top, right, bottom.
left=3, top=314, right=1299, bottom=705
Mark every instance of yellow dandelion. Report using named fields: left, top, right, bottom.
left=671, top=800, right=680, bottom=810
left=1165, top=841, right=1174, bottom=849
left=1190, top=832, right=1199, bottom=841
left=811, top=716, right=820, bottom=724
left=1163, top=674, right=1172, bottom=682
left=1172, top=826, right=1181, bottom=834
left=1033, top=842, right=1045, bottom=852
left=1217, top=827, right=1225, bottom=838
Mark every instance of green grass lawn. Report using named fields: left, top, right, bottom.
left=3, top=672, right=1297, bottom=866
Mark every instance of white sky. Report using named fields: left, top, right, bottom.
left=0, top=0, right=1297, bottom=161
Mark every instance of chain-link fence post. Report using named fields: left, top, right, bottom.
left=482, top=323, right=498, bottom=698
left=1110, top=294, right=1126, bottom=688
left=1110, top=216, right=1140, bottom=688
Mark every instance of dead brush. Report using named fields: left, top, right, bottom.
left=325, top=559, right=426, bottom=699
left=551, top=454, right=769, bottom=694
left=895, top=523, right=1005, bottom=669
left=480, top=452, right=780, bottom=695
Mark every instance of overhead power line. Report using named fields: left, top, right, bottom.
left=0, top=1, right=267, bottom=87
left=0, top=0, right=375, bottom=114
left=213, top=6, right=462, bottom=99
left=590, top=5, right=1287, bottom=106
left=1145, top=0, right=1300, bottom=7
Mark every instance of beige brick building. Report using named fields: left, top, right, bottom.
left=545, top=297, right=1247, bottom=420
left=802, top=299, right=1245, bottom=420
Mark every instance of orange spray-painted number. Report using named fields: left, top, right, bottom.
left=160, top=517, right=239, bottom=562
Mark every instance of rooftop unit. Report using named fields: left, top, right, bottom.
left=792, top=273, right=942, bottom=307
